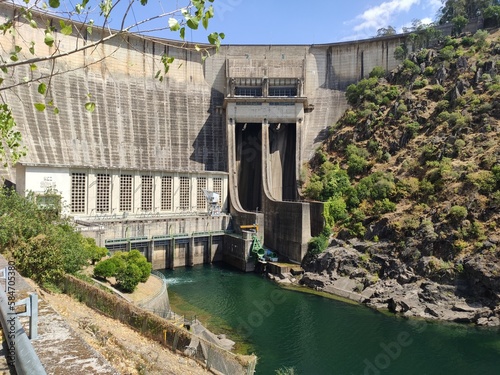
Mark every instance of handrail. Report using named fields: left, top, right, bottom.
left=0, top=286, right=46, bottom=374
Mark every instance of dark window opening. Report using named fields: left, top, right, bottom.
left=269, top=86, right=297, bottom=97
left=235, top=87, right=262, bottom=97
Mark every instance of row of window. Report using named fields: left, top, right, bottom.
left=234, top=86, right=298, bottom=97
left=71, top=173, right=222, bottom=214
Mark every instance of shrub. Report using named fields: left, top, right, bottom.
left=355, top=172, right=396, bottom=202
left=406, top=121, right=420, bottom=136
left=440, top=45, right=456, bottom=60
left=116, top=263, right=143, bottom=293
left=367, top=140, right=380, bottom=154
left=346, top=144, right=370, bottom=176
left=344, top=110, right=358, bottom=124
left=473, top=30, right=489, bottom=49
left=424, top=66, right=435, bottom=76
left=324, top=197, right=348, bottom=227
left=418, top=179, right=435, bottom=198
left=369, top=66, right=386, bottom=78
left=413, top=79, right=428, bottom=89
left=402, top=59, right=421, bottom=75
left=466, top=170, right=497, bottom=194
left=448, top=205, right=468, bottom=222
left=428, top=84, right=445, bottom=101
left=12, top=234, right=65, bottom=285
left=93, top=249, right=151, bottom=292
left=394, top=45, right=407, bottom=61
left=346, top=77, right=378, bottom=106
left=303, top=177, right=323, bottom=200
left=82, top=237, right=108, bottom=265
left=307, top=231, right=330, bottom=256
left=372, top=198, right=397, bottom=215
left=461, top=35, right=475, bottom=47
left=93, top=258, right=118, bottom=279
left=396, top=177, right=420, bottom=198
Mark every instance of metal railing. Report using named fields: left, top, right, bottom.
left=0, top=266, right=46, bottom=375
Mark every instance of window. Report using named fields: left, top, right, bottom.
left=213, top=177, right=222, bottom=206
left=179, top=177, right=190, bottom=210
left=120, top=175, right=132, bottom=212
left=235, top=87, right=262, bottom=97
left=71, top=172, right=86, bottom=213
left=197, top=177, right=207, bottom=210
left=96, top=174, right=110, bottom=213
left=161, top=176, right=172, bottom=211
left=269, top=87, right=297, bottom=97
left=141, top=175, right=153, bottom=211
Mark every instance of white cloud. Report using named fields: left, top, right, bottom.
left=353, top=0, right=422, bottom=32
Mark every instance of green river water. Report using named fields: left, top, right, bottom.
left=161, top=263, right=500, bottom=375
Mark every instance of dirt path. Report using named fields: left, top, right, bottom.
left=28, top=277, right=211, bottom=375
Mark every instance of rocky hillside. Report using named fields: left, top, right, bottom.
left=300, top=29, right=500, bottom=325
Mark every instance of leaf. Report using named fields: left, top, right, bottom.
left=59, top=20, right=72, bottom=36
left=187, top=17, right=199, bottom=30
left=10, top=54, right=18, bottom=62
left=38, top=83, right=47, bottom=95
left=30, top=64, right=37, bottom=71
left=30, top=19, right=37, bottom=28
left=140, top=0, right=148, bottom=5
left=29, top=44, right=35, bottom=55
left=14, top=45, right=22, bottom=53
left=202, top=16, right=209, bottom=30
left=85, top=102, right=95, bottom=112
left=180, top=27, right=185, bottom=40
left=48, top=0, right=60, bottom=8
left=195, top=45, right=201, bottom=52
left=34, top=103, right=46, bottom=111
left=44, top=32, right=55, bottom=47
left=0, top=78, right=3, bottom=86
left=53, top=107, right=60, bottom=115
left=207, top=32, right=218, bottom=45
left=168, top=18, right=180, bottom=31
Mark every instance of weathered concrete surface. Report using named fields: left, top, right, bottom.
left=0, top=256, right=118, bottom=374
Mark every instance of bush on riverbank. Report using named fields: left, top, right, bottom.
left=94, top=250, right=151, bottom=292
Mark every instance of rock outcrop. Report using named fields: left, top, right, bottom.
left=300, top=239, right=500, bottom=326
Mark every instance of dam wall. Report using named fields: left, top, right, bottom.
left=0, top=2, right=421, bottom=266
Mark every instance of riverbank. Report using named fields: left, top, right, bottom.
left=294, top=239, right=500, bottom=327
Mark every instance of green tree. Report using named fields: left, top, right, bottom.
left=377, top=26, right=396, bottom=36
left=452, top=15, right=469, bottom=35
left=0, top=0, right=223, bottom=167
left=484, top=5, right=500, bottom=25
left=12, top=234, right=65, bottom=285
left=83, top=237, right=108, bottom=265
left=394, top=45, right=408, bottom=61
left=116, top=263, right=143, bottom=293
left=438, top=0, right=497, bottom=24
left=93, top=249, right=151, bottom=292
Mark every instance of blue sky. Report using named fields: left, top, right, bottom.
left=48, top=0, right=444, bottom=45
left=177, top=0, right=444, bottom=44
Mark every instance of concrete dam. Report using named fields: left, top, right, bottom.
left=0, top=2, right=406, bottom=270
